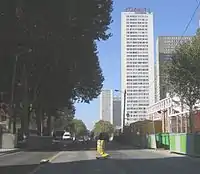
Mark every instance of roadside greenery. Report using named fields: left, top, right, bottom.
left=70, top=119, right=87, bottom=137
left=167, top=29, right=200, bottom=132
left=93, top=120, right=114, bottom=136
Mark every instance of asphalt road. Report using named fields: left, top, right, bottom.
left=33, top=143, right=199, bottom=174
left=0, top=142, right=199, bottom=174
left=0, top=150, right=58, bottom=174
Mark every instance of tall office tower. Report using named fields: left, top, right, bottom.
left=113, top=96, right=121, bottom=129
left=121, top=8, right=155, bottom=126
left=156, top=36, right=192, bottom=101
left=99, top=89, right=113, bottom=124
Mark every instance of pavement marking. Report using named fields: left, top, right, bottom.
left=29, top=151, right=63, bottom=174
left=0, top=151, right=22, bottom=158
left=48, top=151, right=63, bottom=162
left=29, top=163, right=45, bottom=174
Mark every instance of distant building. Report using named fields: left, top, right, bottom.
left=156, top=36, right=192, bottom=101
left=100, top=89, right=113, bottom=124
left=113, top=96, right=121, bottom=129
left=154, top=64, right=157, bottom=102
left=121, top=7, right=155, bottom=125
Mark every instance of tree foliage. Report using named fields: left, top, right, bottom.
left=0, top=0, right=113, bottom=134
left=93, top=120, right=114, bottom=136
left=167, top=29, right=200, bottom=132
left=70, top=119, right=87, bottom=137
left=53, top=105, right=75, bottom=130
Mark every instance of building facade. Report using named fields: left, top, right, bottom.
left=99, top=89, right=113, bottom=124
left=121, top=8, right=155, bottom=126
left=156, top=36, right=192, bottom=101
left=113, top=96, right=121, bottom=129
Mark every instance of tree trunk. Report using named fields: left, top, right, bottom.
left=8, top=118, right=12, bottom=131
left=20, top=103, right=24, bottom=134
left=36, top=105, right=42, bottom=136
left=47, top=114, right=51, bottom=136
left=22, top=65, right=29, bottom=136
left=180, top=99, right=183, bottom=133
left=189, top=105, right=193, bottom=133
left=13, top=106, right=16, bottom=134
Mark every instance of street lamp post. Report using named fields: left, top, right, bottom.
left=115, top=89, right=126, bottom=132
left=123, top=90, right=126, bottom=131
left=151, top=114, right=157, bottom=150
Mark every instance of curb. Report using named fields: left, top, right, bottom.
left=169, top=151, right=200, bottom=158
left=0, top=149, right=21, bottom=157
left=146, top=148, right=200, bottom=161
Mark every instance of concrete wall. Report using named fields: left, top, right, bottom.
left=1, top=133, right=17, bottom=149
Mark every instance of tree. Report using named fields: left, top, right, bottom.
left=70, top=119, right=87, bottom=137
left=93, top=120, right=114, bottom=136
left=19, top=0, right=113, bottom=118
left=72, top=41, right=104, bottom=103
left=0, top=0, right=113, bottom=135
left=167, top=29, right=200, bottom=132
left=52, top=103, right=75, bottom=130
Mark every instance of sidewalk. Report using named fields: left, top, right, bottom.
left=114, top=141, right=200, bottom=162
left=145, top=148, right=200, bottom=163
left=144, top=148, right=181, bottom=156
left=0, top=148, right=20, bottom=156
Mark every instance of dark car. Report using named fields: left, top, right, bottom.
left=52, top=130, right=64, bottom=141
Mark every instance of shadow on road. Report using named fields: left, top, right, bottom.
left=23, top=141, right=96, bottom=152
left=0, top=163, right=38, bottom=174
left=22, top=141, right=143, bottom=152
left=53, top=141, right=141, bottom=151
left=0, top=155, right=198, bottom=174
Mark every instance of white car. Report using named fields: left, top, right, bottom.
left=62, top=132, right=73, bottom=141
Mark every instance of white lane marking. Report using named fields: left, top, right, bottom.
left=48, top=151, right=63, bottom=162
left=0, top=151, right=22, bottom=158
left=29, top=151, right=63, bottom=174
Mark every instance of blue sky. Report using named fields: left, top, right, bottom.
left=75, top=0, right=199, bottom=130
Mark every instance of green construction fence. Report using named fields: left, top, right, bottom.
left=169, top=133, right=200, bottom=156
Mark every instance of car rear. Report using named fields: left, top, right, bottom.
left=62, top=132, right=73, bottom=144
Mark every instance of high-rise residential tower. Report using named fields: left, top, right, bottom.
left=121, top=8, right=155, bottom=126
